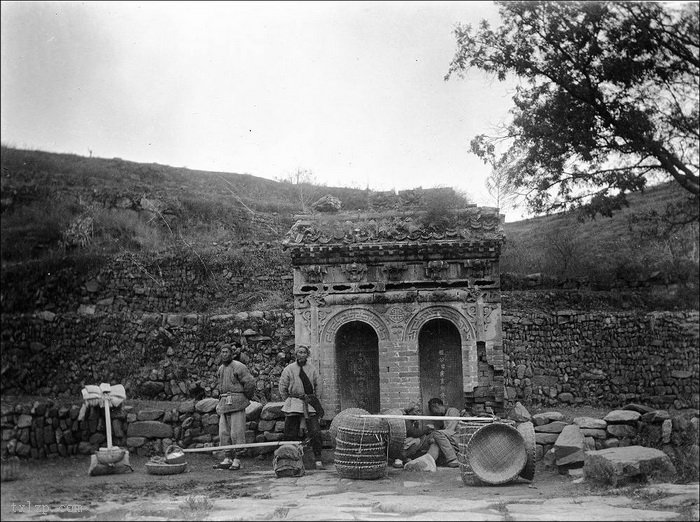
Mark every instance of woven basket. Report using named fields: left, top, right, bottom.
left=164, top=445, right=186, bottom=465
left=465, top=423, right=527, bottom=485
left=1, top=457, right=19, bottom=482
left=328, top=408, right=370, bottom=447
left=334, top=417, right=388, bottom=480
left=516, top=421, right=536, bottom=481
left=456, top=419, right=493, bottom=486
left=379, top=408, right=406, bottom=460
left=145, top=461, right=187, bottom=475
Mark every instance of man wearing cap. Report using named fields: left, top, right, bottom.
left=279, top=345, right=325, bottom=469
left=215, top=343, right=256, bottom=470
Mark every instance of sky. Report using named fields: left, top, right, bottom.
left=1, top=1, right=527, bottom=220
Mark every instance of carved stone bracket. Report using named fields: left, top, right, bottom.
left=425, top=260, right=448, bottom=280
left=342, top=262, right=367, bottom=282
left=301, top=264, right=327, bottom=283
left=383, top=263, right=407, bottom=281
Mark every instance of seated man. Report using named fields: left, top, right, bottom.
left=394, top=400, right=461, bottom=468
left=425, top=397, right=460, bottom=468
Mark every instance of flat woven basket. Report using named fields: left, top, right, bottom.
left=380, top=408, right=406, bottom=460
left=465, top=423, right=527, bottom=485
left=456, top=418, right=493, bottom=486
left=516, top=421, right=536, bottom=481
left=334, top=416, right=388, bottom=480
left=145, top=457, right=187, bottom=476
left=328, top=408, right=370, bottom=447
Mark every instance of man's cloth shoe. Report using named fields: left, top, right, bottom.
left=229, top=458, right=241, bottom=470
left=392, top=459, right=404, bottom=468
left=213, top=457, right=233, bottom=469
left=446, top=460, right=460, bottom=468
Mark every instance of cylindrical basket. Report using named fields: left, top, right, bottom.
left=465, top=423, right=527, bottom=485
left=380, top=408, right=406, bottom=461
left=516, top=421, right=536, bottom=481
left=164, top=445, right=186, bottom=465
left=334, top=416, right=388, bottom=480
left=328, top=408, right=370, bottom=447
left=1, top=457, right=20, bottom=482
left=456, top=418, right=493, bottom=486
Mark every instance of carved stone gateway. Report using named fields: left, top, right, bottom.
left=282, top=204, right=505, bottom=417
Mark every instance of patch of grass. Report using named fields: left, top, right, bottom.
left=179, top=494, right=213, bottom=520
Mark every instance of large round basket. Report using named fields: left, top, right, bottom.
left=456, top=418, right=493, bottom=486
left=380, top=408, right=406, bottom=460
left=145, top=462, right=187, bottom=475
left=328, top=408, right=370, bottom=447
left=516, top=421, right=536, bottom=481
left=334, top=416, right=388, bottom=480
left=465, top=423, right=527, bottom=485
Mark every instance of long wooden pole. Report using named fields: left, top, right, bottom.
left=182, top=441, right=302, bottom=453
left=359, top=414, right=495, bottom=422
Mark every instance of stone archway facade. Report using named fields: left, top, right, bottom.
left=283, top=199, right=506, bottom=417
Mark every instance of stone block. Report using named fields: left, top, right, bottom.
left=604, top=410, right=641, bottom=424
left=558, top=392, right=574, bottom=403
left=535, top=421, right=567, bottom=434
left=260, top=402, right=286, bottom=421
left=641, top=410, right=670, bottom=424
left=531, top=412, right=564, bottom=426
left=662, top=419, right=672, bottom=444
left=178, top=401, right=196, bottom=414
left=195, top=398, right=218, bottom=413
left=245, top=401, right=263, bottom=421
left=535, top=432, right=559, bottom=445
left=127, top=437, right=147, bottom=448
left=257, top=419, right=276, bottom=432
left=581, top=428, right=607, bottom=440
left=137, top=409, right=164, bottom=421
left=554, top=424, right=584, bottom=464
left=509, top=402, right=531, bottom=422
left=607, top=424, right=637, bottom=439
left=16, top=414, right=32, bottom=429
left=573, top=417, right=607, bottom=430
left=263, top=431, right=284, bottom=442
left=604, top=438, right=620, bottom=449
left=127, top=421, right=173, bottom=439
left=583, top=446, right=676, bottom=485
left=622, top=403, right=654, bottom=414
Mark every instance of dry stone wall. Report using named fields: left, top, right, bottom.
left=0, top=244, right=293, bottom=314
left=2, top=309, right=696, bottom=411
left=503, top=311, right=699, bottom=411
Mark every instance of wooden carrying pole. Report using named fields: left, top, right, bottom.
left=182, top=441, right=302, bottom=453
left=359, top=414, right=495, bottom=422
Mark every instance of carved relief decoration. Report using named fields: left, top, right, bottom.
left=403, top=306, right=476, bottom=341
left=383, top=263, right=407, bottom=281
left=322, top=308, right=390, bottom=343
left=301, top=264, right=327, bottom=283
left=295, top=294, right=327, bottom=309
left=342, top=262, right=368, bottom=282
left=425, top=260, right=448, bottom=280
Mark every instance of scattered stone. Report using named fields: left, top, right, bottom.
left=661, top=419, right=672, bottom=444
left=584, top=446, right=676, bottom=486
left=510, top=402, right=531, bottom=422
left=404, top=453, right=436, bottom=472
left=245, top=401, right=263, bottom=422
left=535, top=433, right=559, bottom=445
left=554, top=425, right=585, bottom=466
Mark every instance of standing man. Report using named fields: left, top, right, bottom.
left=279, top=345, right=324, bottom=469
left=215, top=343, right=256, bottom=470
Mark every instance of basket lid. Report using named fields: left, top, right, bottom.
left=466, top=423, right=527, bottom=485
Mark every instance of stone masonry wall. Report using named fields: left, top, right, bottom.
left=2, top=309, right=696, bottom=411
left=503, top=310, right=699, bottom=411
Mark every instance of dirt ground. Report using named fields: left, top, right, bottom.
left=2, top=449, right=698, bottom=521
